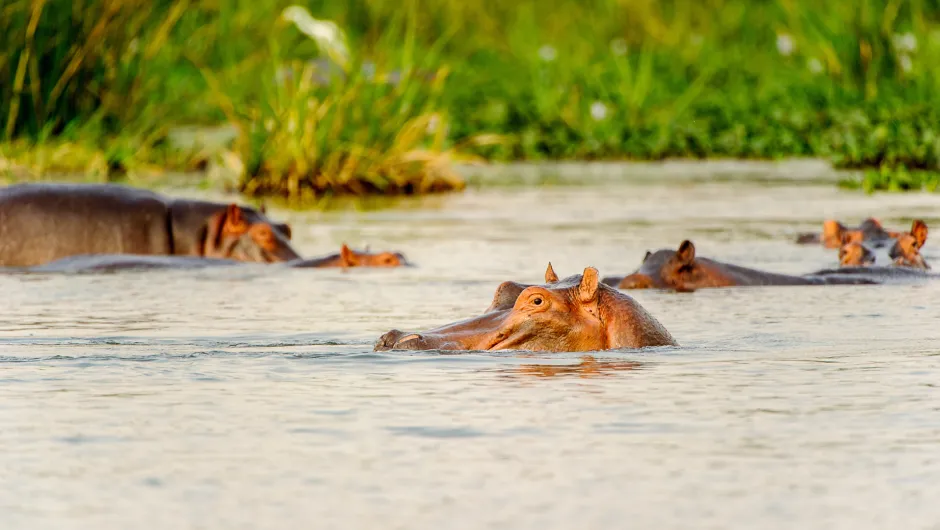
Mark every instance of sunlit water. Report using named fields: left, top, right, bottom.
left=2, top=164, right=940, bottom=530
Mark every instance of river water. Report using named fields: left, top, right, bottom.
left=2, top=163, right=939, bottom=530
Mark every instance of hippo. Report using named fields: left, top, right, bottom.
left=839, top=242, right=876, bottom=267
left=600, top=240, right=878, bottom=292
left=795, top=217, right=904, bottom=248
left=888, top=219, right=929, bottom=269
left=24, top=254, right=243, bottom=273
left=805, top=265, right=938, bottom=282
left=289, top=244, right=410, bottom=268
left=0, top=182, right=299, bottom=266
left=10, top=244, right=410, bottom=274
left=836, top=219, right=929, bottom=269
left=374, top=265, right=677, bottom=352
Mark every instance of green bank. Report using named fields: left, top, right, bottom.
left=3, top=0, right=940, bottom=197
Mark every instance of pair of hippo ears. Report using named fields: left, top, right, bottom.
left=543, top=263, right=599, bottom=303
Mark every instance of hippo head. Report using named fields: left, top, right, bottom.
left=611, top=241, right=722, bottom=292
left=204, top=203, right=301, bottom=263
left=825, top=218, right=901, bottom=249
left=375, top=265, right=675, bottom=352
left=889, top=219, right=929, bottom=269
left=839, top=242, right=876, bottom=267
left=338, top=244, right=410, bottom=268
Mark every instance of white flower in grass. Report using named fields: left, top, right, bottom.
left=807, top=58, right=823, bottom=74
left=538, top=45, right=557, bottom=62
left=590, top=101, right=608, bottom=121
left=893, top=32, right=917, bottom=53
left=776, top=33, right=795, bottom=56
left=899, top=54, right=913, bottom=73
left=282, top=6, right=350, bottom=71
left=609, top=38, right=628, bottom=56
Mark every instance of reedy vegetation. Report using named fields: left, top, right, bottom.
left=2, top=0, right=940, bottom=196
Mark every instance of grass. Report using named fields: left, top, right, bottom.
left=839, top=164, right=940, bottom=193
left=3, top=0, right=940, bottom=196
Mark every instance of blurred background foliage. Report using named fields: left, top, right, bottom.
left=3, top=0, right=940, bottom=195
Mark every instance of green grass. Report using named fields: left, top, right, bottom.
left=3, top=0, right=940, bottom=197
left=840, top=164, right=940, bottom=192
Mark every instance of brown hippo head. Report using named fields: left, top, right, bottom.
left=374, top=265, right=677, bottom=352
left=889, top=219, right=929, bottom=269
left=337, top=244, right=409, bottom=268
left=611, top=241, right=738, bottom=292
left=821, top=217, right=903, bottom=249
left=203, top=204, right=301, bottom=263
left=289, top=244, right=411, bottom=268
left=838, top=242, right=876, bottom=267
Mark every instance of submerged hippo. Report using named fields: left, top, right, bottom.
left=13, top=244, right=410, bottom=274
left=0, top=182, right=299, bottom=266
left=25, top=254, right=243, bottom=273
left=375, top=265, right=677, bottom=352
left=837, top=219, right=929, bottom=269
left=601, top=240, right=878, bottom=292
left=795, top=217, right=904, bottom=248
left=290, top=244, right=411, bottom=268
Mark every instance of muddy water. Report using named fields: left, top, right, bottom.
left=2, top=165, right=940, bottom=530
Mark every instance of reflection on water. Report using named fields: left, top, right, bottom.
left=497, top=356, right=646, bottom=379
left=2, top=165, right=940, bottom=530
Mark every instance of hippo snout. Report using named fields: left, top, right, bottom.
left=374, top=330, right=423, bottom=351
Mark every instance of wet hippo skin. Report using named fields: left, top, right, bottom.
left=0, top=183, right=298, bottom=266
left=11, top=244, right=411, bottom=273
left=601, top=240, right=880, bottom=292
left=375, top=264, right=677, bottom=352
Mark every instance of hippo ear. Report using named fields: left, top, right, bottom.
left=912, top=219, right=928, bottom=248
left=676, top=240, right=695, bottom=265
left=822, top=220, right=845, bottom=241
left=544, top=262, right=559, bottom=283
left=340, top=243, right=359, bottom=267
left=223, top=203, right=249, bottom=234
left=578, top=267, right=599, bottom=304
left=643, top=251, right=652, bottom=262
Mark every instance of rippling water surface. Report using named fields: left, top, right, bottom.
left=2, top=163, right=940, bottom=530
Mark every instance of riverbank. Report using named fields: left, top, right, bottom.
left=3, top=0, right=940, bottom=197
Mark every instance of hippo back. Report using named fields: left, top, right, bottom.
left=0, top=183, right=172, bottom=267
left=25, top=254, right=242, bottom=274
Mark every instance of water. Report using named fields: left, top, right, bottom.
left=2, top=164, right=940, bottom=530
